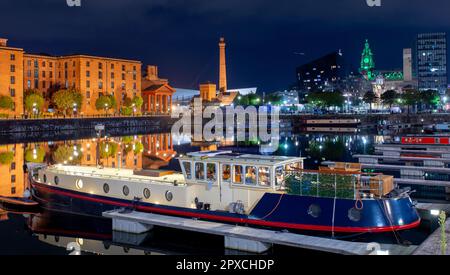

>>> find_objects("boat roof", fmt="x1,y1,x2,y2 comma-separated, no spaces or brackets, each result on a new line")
45,165,185,185
179,151,303,165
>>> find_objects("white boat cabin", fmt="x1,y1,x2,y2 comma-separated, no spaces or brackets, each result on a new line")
178,151,304,189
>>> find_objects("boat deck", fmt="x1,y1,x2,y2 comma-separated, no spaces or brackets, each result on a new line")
47,165,186,186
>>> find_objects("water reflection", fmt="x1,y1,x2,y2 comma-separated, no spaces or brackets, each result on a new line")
24,209,227,255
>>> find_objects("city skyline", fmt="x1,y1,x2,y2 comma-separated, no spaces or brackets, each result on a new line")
1,0,450,92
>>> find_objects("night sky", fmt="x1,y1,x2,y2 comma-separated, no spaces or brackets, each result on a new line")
1,0,449,92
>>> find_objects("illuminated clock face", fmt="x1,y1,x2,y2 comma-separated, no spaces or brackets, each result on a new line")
364,57,370,64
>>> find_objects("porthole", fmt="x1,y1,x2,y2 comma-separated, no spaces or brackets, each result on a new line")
165,190,173,202
54,176,59,185
75,179,83,190
143,188,151,199
43,174,47,183
103,183,110,194
348,207,362,222
123,185,130,196
308,204,321,218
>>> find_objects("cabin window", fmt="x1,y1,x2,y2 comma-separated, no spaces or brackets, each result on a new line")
143,188,151,199
275,166,284,186
195,162,205,180
76,179,83,190
233,165,243,184
43,174,47,183
165,191,173,201
258,167,270,187
54,176,60,185
103,183,110,193
285,162,301,171
245,166,257,185
222,164,231,181
123,185,130,196
182,161,192,179
207,163,217,181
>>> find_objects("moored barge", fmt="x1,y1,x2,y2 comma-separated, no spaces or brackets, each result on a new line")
30,151,420,233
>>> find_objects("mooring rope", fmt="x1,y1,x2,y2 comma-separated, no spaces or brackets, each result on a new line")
261,193,285,220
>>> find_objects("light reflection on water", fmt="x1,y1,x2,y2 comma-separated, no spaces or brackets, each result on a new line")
0,131,442,254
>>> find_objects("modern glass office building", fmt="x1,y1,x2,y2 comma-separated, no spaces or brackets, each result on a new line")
417,32,447,94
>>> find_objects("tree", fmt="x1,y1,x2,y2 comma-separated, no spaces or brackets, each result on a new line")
265,93,283,105
234,93,261,106
420,89,440,111
25,147,45,163
99,141,118,159
0,95,14,110
307,91,326,108
53,144,82,164
381,90,399,110
52,89,82,115
307,91,344,110
95,95,116,115
24,93,45,114
122,96,143,115
401,89,421,114
0,151,14,165
363,91,378,113
132,96,144,109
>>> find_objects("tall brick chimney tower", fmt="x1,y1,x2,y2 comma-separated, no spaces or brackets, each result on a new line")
219,37,227,94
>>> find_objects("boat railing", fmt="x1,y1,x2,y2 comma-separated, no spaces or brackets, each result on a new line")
283,169,390,199
47,167,184,186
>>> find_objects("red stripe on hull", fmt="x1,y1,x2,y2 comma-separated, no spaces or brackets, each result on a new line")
32,182,421,233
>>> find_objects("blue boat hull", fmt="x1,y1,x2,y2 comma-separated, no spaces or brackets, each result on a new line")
31,181,420,233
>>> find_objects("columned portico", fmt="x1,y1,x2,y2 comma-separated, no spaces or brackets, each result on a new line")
142,84,175,115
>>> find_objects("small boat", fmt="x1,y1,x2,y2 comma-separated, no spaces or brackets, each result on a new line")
0,195,39,211
30,151,420,234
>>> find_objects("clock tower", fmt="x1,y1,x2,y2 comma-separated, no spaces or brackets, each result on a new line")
359,39,376,80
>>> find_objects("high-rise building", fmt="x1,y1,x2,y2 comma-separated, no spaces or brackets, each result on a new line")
296,51,346,94
417,32,447,94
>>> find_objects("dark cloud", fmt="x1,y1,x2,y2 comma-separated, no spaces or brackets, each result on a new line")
0,0,449,91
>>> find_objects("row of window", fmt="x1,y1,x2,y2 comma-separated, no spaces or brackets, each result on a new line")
42,174,172,201
182,161,272,187
86,80,137,90
86,71,137,81
25,59,137,72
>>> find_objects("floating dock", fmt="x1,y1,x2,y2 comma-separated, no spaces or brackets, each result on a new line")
103,209,416,255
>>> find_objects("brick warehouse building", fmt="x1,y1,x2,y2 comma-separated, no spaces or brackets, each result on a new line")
0,38,174,116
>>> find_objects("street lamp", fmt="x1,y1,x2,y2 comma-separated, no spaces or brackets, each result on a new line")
132,103,136,116
104,103,109,116
32,102,37,118
73,103,77,117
